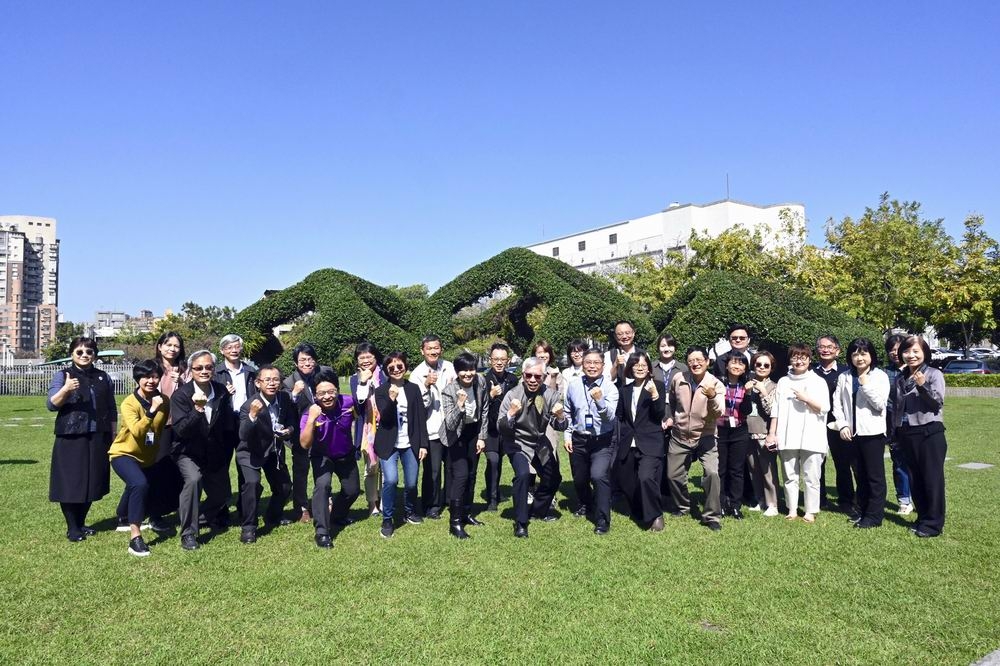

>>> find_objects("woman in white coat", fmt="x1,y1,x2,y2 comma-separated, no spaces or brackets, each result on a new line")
765,343,831,523
833,338,890,528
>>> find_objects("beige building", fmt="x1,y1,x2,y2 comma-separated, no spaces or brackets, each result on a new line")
0,216,59,354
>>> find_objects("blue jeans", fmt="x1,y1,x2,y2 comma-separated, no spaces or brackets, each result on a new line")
111,456,150,526
379,448,419,520
889,444,912,504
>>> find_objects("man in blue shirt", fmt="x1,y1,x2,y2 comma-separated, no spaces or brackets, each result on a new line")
565,349,620,535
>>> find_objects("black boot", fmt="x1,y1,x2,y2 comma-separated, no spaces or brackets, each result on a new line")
449,502,469,540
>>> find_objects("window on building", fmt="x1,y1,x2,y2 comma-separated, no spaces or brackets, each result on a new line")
551,247,559,257
609,233,617,245
578,240,586,251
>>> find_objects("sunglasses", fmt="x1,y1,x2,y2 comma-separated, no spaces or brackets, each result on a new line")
755,363,771,369
386,364,406,372
191,364,215,372
523,373,543,379
74,349,95,357
730,335,748,342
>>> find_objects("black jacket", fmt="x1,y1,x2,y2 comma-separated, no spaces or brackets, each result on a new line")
616,379,667,459
237,391,298,468
170,380,236,468
52,365,117,436
372,382,429,461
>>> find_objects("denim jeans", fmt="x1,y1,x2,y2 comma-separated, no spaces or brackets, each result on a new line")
379,447,419,520
889,445,912,504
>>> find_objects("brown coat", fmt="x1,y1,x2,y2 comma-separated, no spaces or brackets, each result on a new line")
664,371,725,445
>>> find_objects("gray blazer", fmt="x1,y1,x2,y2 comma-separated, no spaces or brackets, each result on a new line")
439,375,488,446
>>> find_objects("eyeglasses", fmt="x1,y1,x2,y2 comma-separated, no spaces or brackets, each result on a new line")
818,345,838,351
74,349,95,357
191,364,214,372
315,390,338,398
490,357,508,363
386,364,406,372
754,363,771,369
259,378,282,385
523,373,543,379
730,335,748,342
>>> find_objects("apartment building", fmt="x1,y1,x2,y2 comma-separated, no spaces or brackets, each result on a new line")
0,215,59,354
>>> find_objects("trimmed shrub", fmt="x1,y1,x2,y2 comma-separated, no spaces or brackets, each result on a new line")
944,374,1000,388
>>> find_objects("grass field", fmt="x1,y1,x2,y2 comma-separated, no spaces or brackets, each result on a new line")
1,396,998,665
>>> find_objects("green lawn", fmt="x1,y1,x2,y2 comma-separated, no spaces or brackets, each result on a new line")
0,397,997,665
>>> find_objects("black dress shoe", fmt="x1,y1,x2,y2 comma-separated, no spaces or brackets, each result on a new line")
333,516,356,527
464,515,484,526
315,534,333,549
704,521,722,532
425,509,442,520
240,530,257,544
854,520,880,529
485,502,498,512
730,509,744,520
80,526,97,536
594,522,609,535
668,510,687,518
572,505,589,518
66,531,86,542
181,535,199,551
514,523,528,538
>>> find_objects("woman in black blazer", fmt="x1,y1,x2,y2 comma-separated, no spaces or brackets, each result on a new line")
371,351,429,539
616,352,667,531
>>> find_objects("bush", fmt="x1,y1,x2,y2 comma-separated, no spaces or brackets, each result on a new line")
943,374,1000,388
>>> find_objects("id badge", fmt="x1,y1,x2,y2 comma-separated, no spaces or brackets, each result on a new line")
728,416,736,428
145,431,156,447
585,413,594,430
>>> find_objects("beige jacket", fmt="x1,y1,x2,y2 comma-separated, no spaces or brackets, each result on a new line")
665,371,725,445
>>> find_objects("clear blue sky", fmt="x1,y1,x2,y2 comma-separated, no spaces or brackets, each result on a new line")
2,2,998,323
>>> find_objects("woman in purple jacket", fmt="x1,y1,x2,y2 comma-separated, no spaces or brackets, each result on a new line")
300,368,361,548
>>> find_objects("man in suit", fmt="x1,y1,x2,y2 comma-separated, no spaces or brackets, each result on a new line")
213,333,256,527
712,324,753,380
478,343,519,511
564,350,619,535
603,320,642,387
170,350,236,550
236,365,297,544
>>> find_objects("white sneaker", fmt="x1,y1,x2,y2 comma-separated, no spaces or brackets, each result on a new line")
898,502,914,516
527,492,534,505
748,504,762,512
763,506,779,517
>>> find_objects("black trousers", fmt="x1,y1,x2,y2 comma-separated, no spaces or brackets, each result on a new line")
509,448,560,525
59,502,92,537
446,427,480,509
717,425,751,512
821,428,859,508
483,433,504,504
898,422,947,535
238,454,291,530
175,455,230,538
569,432,613,527
421,438,449,514
854,434,887,525
311,454,361,536
291,441,311,514
617,447,664,524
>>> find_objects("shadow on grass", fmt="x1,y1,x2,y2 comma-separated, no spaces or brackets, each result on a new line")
0,459,38,465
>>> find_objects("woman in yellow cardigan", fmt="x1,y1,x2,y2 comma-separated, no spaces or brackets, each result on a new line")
109,360,168,556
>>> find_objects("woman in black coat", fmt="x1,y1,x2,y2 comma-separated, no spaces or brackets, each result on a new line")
47,337,117,542
616,352,667,531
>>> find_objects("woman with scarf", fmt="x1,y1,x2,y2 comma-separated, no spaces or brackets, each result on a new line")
47,337,117,542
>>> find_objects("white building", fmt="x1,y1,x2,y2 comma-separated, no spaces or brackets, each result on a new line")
525,199,805,274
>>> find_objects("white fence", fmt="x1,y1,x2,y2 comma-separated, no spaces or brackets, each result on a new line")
0,363,136,397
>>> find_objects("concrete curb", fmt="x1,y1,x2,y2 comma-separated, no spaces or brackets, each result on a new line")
947,388,1000,398
972,648,1000,665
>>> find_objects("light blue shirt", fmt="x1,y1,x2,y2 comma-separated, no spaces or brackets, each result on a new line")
565,375,619,437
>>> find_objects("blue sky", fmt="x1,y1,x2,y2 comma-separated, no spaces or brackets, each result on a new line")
2,2,998,323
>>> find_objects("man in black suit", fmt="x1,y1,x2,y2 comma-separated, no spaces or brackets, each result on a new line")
236,365,297,544
712,324,753,380
170,350,236,551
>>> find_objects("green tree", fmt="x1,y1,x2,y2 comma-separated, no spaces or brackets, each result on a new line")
152,302,238,351
386,284,430,302
820,193,953,333
931,215,999,351
603,254,687,314
42,322,85,361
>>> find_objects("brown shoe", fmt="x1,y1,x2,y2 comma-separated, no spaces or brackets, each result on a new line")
299,509,312,524
650,516,665,532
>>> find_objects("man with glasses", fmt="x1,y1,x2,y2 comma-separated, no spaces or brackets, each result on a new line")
212,334,256,528
564,350,619,535
604,320,642,387
235,366,297,544
812,334,856,514
499,357,569,537
478,343,519,511
713,324,753,380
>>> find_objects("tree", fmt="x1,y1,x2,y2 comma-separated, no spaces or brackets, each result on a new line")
931,215,1000,351
602,254,687,314
819,193,954,333
42,322,85,361
151,302,238,351
386,284,429,302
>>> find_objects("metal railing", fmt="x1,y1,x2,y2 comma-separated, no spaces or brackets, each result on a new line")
0,362,136,397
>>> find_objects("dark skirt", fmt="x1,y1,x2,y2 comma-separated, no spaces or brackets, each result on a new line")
49,432,112,503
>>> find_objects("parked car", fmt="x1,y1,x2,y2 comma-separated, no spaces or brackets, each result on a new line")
942,359,992,374
968,347,1000,360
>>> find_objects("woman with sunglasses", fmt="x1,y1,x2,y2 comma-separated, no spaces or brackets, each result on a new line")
369,352,429,539
745,351,779,517
47,337,117,542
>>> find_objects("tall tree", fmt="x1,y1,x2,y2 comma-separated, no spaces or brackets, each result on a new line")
602,253,687,314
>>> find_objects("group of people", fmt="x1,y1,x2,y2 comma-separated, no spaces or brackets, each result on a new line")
46,321,948,556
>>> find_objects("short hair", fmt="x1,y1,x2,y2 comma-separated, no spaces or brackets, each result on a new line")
750,350,776,371
787,343,813,362
353,341,381,364
583,348,604,362
155,331,187,372
566,338,589,356
421,335,442,348
533,340,555,363
624,351,653,379
188,350,216,368
382,351,408,372
846,338,880,371
613,320,635,332
521,356,544,374
898,335,932,370
727,323,751,339
726,353,748,368
256,364,281,379
884,333,906,357
132,359,162,382
292,342,318,363
656,333,679,349
816,334,840,349
453,352,478,373
685,346,708,361
219,334,243,351
69,336,98,355
489,342,510,357
314,368,339,386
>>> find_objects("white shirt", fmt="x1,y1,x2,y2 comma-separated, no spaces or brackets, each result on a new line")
773,371,831,454
409,360,456,441
193,384,216,424
603,346,637,384
225,362,251,411
395,386,410,449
